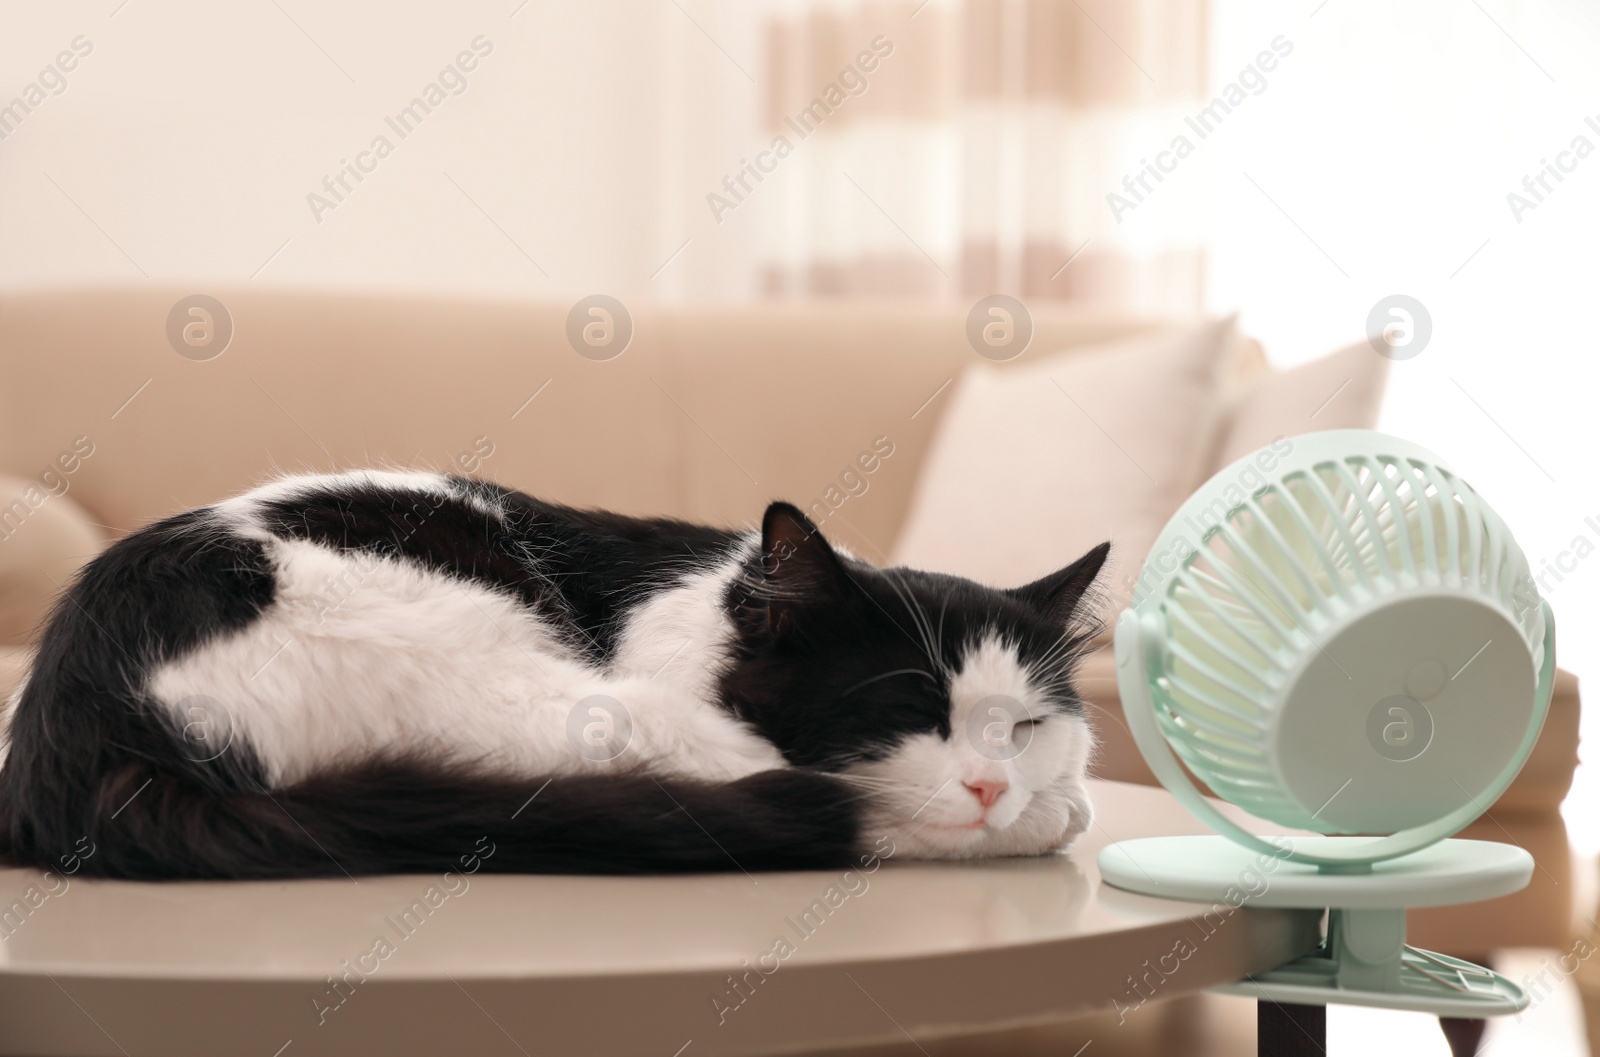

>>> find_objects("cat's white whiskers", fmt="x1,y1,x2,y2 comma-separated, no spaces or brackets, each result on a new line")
885,570,943,676
832,773,902,789
935,591,952,674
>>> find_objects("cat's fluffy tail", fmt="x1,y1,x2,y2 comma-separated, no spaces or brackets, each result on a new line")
3,761,864,880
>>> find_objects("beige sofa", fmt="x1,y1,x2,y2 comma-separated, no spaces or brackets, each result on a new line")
0,287,1580,999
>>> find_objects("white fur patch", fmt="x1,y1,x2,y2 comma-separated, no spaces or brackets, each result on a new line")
217,470,452,522
844,632,1094,859
609,537,756,702
148,493,782,788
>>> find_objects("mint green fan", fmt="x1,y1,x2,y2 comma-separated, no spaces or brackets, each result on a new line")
1098,429,1556,1016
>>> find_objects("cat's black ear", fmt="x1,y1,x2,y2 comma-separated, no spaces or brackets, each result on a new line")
759,502,845,633
1010,542,1110,625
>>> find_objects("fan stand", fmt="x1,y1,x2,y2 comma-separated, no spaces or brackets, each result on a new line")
1099,834,1534,1051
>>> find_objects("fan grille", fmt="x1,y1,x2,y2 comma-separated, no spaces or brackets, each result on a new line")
1148,450,1546,832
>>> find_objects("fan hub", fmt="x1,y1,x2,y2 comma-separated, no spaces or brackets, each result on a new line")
1273,593,1537,834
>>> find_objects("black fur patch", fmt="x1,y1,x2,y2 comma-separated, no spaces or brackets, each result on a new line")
719,504,1108,769
0,509,278,871
254,477,742,664
53,761,861,880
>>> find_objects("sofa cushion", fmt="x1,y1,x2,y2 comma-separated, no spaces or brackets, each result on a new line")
891,318,1241,614
1214,339,1388,468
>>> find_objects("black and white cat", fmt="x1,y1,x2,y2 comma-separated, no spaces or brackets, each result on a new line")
0,471,1108,879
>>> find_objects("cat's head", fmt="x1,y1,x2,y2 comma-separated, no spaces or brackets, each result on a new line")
722,502,1109,861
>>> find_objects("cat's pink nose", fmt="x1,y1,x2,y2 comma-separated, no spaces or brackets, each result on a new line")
963,779,1008,809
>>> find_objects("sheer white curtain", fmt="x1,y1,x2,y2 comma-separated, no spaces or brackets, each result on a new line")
756,0,1210,311
1,0,1206,312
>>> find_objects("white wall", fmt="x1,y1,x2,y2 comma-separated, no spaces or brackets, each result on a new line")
1198,0,1600,851
0,0,765,300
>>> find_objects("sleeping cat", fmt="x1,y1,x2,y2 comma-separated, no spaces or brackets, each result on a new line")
0,471,1108,879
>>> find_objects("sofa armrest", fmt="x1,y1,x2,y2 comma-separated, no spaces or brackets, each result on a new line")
1495,665,1581,813
0,644,30,708
0,474,104,647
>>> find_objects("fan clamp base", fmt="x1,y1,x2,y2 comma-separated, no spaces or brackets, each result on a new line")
1098,835,1534,1017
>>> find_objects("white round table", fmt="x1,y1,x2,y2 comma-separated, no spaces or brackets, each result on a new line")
0,781,1320,1056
